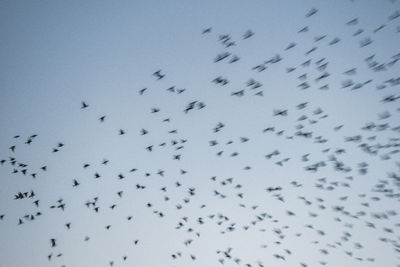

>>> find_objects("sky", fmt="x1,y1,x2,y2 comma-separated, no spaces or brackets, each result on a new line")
0,0,400,266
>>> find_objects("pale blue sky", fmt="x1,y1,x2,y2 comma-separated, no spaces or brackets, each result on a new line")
1,0,400,266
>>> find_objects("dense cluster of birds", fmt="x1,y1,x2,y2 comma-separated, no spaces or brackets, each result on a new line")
1,2,400,267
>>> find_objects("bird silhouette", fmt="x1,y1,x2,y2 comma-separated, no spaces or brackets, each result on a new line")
81,101,89,109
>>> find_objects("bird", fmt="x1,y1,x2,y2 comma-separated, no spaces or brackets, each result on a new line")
243,30,254,39
202,27,212,34
139,88,147,95
305,8,318,17
153,70,165,80
81,101,89,109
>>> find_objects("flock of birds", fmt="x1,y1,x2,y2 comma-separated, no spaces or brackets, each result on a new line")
1,2,400,267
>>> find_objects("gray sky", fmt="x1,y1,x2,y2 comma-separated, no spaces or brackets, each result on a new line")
1,0,400,266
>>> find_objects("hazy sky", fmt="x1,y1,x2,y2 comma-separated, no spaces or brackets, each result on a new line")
1,1,400,267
